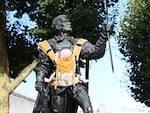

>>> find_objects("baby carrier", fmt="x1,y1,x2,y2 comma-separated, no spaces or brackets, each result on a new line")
39,38,87,89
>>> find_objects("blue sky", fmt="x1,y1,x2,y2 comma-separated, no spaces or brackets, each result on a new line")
9,0,150,112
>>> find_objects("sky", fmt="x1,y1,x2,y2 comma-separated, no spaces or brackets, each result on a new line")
8,0,150,113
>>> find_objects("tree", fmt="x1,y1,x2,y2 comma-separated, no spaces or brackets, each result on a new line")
0,0,38,113
118,0,150,106
6,0,39,79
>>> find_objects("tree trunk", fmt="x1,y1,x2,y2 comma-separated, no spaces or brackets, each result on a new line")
0,0,38,113
0,0,9,112
0,61,38,113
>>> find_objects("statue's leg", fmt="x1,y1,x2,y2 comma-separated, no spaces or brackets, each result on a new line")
32,93,40,113
66,95,78,113
72,84,93,113
50,94,67,113
32,92,50,113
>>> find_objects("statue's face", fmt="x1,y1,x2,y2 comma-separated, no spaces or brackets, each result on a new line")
60,16,72,32
52,15,72,32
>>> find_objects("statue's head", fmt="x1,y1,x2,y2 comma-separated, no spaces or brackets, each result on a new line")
51,15,72,32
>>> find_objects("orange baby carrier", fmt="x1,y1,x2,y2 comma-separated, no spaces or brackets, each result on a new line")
39,38,87,89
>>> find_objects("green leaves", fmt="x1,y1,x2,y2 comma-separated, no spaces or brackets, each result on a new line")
30,0,119,42
118,0,150,106
40,0,53,7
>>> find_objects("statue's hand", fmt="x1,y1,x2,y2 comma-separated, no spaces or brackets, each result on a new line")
35,81,46,93
100,24,112,41
103,24,112,32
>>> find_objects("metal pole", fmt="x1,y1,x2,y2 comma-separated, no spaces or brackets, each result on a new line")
85,59,89,90
103,0,114,73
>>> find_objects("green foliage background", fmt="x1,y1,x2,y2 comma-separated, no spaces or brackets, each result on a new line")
118,0,150,107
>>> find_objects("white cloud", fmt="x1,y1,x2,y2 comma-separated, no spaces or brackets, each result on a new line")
98,103,111,113
118,97,150,113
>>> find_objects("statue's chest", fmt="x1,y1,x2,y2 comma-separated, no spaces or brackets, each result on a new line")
53,40,74,53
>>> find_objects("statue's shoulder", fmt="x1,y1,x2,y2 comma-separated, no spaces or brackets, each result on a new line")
74,37,87,44
39,38,56,51
46,38,56,45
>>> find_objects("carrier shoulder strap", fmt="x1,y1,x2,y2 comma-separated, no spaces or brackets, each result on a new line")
39,40,55,61
39,38,87,61
73,38,87,57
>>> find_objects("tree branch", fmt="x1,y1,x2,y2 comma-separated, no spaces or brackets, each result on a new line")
9,60,38,93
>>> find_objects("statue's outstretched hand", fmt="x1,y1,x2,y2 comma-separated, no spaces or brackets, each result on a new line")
100,24,112,41
35,81,46,93
103,24,112,32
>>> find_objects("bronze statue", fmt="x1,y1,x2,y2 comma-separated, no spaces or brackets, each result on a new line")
33,15,109,113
